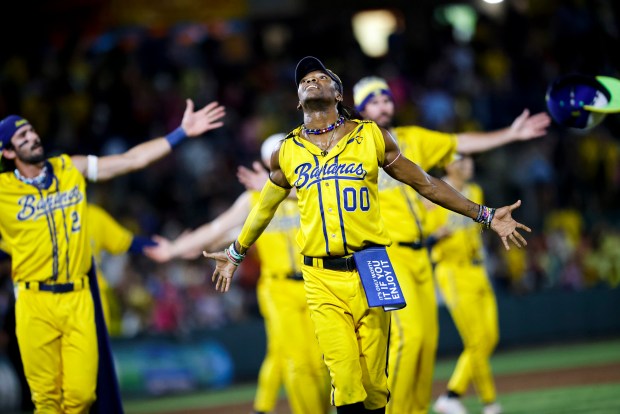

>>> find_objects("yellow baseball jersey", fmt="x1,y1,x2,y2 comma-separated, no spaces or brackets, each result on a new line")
279,120,391,257
250,192,301,277
379,126,457,242
0,238,9,254
427,182,484,263
0,155,91,283
86,203,133,265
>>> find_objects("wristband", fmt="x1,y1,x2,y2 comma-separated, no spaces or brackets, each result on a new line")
86,155,98,182
473,205,496,229
225,242,246,266
165,126,188,148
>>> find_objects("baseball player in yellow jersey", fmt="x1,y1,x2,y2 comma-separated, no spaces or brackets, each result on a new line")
86,203,157,334
204,56,530,414
0,100,225,414
427,155,502,414
144,134,330,414
352,77,550,414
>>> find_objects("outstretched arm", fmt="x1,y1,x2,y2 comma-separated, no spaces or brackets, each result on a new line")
456,109,550,154
72,100,225,181
203,143,291,292
381,129,530,249
144,192,252,263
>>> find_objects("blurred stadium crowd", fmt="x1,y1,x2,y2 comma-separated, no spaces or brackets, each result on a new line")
1,0,620,338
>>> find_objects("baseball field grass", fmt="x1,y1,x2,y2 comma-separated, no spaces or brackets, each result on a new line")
123,337,620,414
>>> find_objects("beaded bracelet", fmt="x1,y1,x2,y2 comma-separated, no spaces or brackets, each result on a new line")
165,126,188,148
473,205,496,229
225,242,246,266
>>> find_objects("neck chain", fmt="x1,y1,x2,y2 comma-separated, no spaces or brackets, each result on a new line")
319,124,339,157
15,164,48,187
302,115,345,135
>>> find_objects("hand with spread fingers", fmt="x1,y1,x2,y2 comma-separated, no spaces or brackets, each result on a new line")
509,109,551,141
237,161,269,191
181,99,226,137
490,200,531,250
203,250,238,292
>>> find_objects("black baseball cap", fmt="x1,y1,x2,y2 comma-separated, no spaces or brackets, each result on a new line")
295,56,343,93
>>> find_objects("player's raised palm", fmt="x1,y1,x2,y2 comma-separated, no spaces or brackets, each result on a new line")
490,200,531,250
203,250,238,292
237,161,269,191
509,109,551,141
181,99,226,137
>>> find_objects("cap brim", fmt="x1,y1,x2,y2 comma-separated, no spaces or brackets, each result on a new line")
584,76,620,113
295,56,327,85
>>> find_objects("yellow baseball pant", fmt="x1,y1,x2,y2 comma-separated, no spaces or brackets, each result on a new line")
15,281,98,414
435,261,499,403
256,274,331,414
254,276,284,413
302,263,390,410
385,244,438,414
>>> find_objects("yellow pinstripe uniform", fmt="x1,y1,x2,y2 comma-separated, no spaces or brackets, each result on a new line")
0,155,97,413
251,194,330,414
380,126,457,414
279,120,392,409
426,183,499,404
0,238,10,254
86,203,133,335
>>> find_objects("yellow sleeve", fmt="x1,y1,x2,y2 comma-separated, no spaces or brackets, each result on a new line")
394,126,457,171
237,179,290,249
86,204,133,256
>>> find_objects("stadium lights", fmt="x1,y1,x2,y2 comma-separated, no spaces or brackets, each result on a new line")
352,10,398,58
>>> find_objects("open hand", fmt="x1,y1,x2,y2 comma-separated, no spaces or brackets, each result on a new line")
510,109,551,141
203,250,238,292
237,161,269,191
144,235,174,263
182,99,226,137
490,200,531,250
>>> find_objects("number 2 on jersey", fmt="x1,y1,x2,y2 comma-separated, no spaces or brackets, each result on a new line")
71,211,81,232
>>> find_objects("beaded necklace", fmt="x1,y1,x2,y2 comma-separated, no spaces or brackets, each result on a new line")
302,115,345,135
15,164,48,188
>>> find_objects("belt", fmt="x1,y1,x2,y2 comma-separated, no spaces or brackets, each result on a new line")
287,272,304,281
397,240,424,250
19,278,88,294
268,271,304,281
303,255,356,272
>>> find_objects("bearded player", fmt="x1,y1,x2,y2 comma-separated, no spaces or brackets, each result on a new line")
352,76,549,414
0,100,224,413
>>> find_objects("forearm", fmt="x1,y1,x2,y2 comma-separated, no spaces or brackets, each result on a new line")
236,179,290,252
96,138,172,181
385,155,480,219
170,220,239,258
455,128,514,154
416,176,480,219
